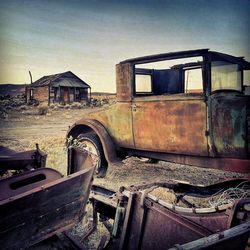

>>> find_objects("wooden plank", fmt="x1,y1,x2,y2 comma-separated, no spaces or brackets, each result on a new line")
1,200,83,249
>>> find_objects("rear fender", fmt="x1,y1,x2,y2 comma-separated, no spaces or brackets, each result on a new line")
67,119,118,163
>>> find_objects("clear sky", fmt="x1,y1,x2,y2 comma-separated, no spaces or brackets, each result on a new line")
0,0,249,92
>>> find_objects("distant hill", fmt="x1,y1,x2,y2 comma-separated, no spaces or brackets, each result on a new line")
0,84,26,96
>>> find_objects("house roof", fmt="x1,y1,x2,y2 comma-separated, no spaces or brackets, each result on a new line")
30,71,91,88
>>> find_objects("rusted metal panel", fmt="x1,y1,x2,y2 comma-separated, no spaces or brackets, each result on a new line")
67,119,119,165
132,95,208,155
88,102,134,148
0,150,96,250
0,168,62,201
126,149,250,173
120,196,228,250
168,221,250,250
116,63,133,102
210,92,250,158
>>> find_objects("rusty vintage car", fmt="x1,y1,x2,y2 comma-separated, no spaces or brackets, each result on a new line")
67,49,250,176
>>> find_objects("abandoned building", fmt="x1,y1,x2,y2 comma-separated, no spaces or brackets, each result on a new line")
26,71,91,105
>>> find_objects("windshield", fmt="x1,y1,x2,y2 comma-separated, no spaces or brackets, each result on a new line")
211,61,242,92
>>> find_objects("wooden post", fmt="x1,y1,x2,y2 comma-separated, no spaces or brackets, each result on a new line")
59,86,61,104
89,87,91,103
29,71,33,84
48,84,50,106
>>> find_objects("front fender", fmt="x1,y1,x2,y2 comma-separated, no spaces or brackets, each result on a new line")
67,119,118,163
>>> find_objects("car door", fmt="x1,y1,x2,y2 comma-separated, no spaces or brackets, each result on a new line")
132,69,208,156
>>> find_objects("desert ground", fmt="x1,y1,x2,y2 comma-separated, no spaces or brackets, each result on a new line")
0,105,244,249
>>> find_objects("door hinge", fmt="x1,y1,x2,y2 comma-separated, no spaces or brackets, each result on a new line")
205,130,209,136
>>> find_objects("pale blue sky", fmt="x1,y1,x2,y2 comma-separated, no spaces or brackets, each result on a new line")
0,0,249,92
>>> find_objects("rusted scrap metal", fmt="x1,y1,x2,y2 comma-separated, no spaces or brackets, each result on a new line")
0,167,63,201
168,221,250,250
0,143,47,173
68,146,99,175
89,179,250,250
0,149,96,250
210,92,250,158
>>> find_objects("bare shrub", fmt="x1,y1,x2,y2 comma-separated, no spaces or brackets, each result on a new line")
38,106,48,115
49,103,55,109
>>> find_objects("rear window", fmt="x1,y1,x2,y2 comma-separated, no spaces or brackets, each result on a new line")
211,61,242,92
135,74,152,93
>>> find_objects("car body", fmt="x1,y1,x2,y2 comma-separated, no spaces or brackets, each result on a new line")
67,49,250,175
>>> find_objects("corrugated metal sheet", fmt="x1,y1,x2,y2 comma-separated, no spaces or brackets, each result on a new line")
30,71,90,88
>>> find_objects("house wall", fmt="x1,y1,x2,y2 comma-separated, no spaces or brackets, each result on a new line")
33,86,49,104
27,85,90,105
51,87,89,104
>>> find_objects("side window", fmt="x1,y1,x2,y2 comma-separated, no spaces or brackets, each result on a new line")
134,56,203,96
211,61,242,92
184,68,203,93
135,74,152,94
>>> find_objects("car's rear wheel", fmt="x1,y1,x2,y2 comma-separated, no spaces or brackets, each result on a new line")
76,133,108,178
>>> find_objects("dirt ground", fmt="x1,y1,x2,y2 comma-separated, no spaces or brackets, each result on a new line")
0,107,244,249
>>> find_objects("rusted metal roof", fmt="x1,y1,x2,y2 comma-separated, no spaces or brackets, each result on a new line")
30,71,90,88
120,49,250,69
120,49,209,64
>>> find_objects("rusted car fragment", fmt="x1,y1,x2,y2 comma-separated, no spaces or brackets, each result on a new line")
0,149,96,250
169,221,250,250
0,144,47,174
89,179,250,249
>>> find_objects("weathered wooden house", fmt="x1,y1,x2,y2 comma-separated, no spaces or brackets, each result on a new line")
26,71,91,105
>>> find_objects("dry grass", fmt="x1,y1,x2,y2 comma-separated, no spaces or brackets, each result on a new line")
149,187,177,204
26,136,68,175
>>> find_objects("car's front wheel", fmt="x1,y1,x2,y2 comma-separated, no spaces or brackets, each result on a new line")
76,133,108,178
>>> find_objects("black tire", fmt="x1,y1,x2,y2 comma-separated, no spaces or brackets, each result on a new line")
76,133,108,178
